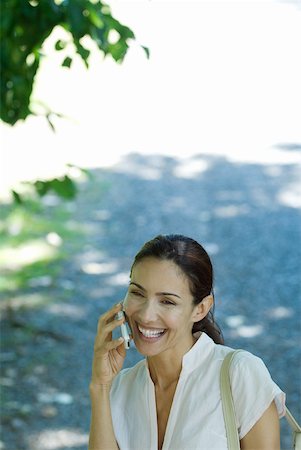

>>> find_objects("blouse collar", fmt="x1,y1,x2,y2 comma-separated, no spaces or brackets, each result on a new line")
181,332,215,376
144,332,215,379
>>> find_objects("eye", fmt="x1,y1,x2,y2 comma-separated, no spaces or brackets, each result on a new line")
130,290,144,297
161,299,176,306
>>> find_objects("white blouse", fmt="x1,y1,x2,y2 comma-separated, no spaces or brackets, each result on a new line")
110,333,285,450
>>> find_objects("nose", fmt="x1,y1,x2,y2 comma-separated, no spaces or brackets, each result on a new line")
138,300,158,324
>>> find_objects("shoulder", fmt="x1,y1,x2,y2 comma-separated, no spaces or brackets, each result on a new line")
226,349,285,438
229,349,274,381
196,334,274,381
208,339,268,373
222,348,279,399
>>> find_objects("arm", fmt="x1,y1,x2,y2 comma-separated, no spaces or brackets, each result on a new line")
88,384,119,450
240,401,280,450
88,303,126,450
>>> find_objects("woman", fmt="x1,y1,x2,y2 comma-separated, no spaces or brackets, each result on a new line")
89,234,285,450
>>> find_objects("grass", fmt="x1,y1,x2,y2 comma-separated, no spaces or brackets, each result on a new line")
0,196,84,295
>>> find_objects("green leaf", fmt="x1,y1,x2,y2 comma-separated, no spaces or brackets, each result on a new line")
0,0,141,126
142,46,150,59
75,43,90,63
62,56,72,68
50,176,77,199
34,180,50,197
108,41,128,62
89,10,104,29
12,190,23,204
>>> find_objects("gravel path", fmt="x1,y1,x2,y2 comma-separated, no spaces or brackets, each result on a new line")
1,152,301,450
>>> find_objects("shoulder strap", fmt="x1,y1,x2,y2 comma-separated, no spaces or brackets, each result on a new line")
220,350,244,450
221,350,301,449
286,407,301,433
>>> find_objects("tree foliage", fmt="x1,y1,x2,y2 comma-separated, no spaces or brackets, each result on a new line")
1,0,148,125
10,164,92,204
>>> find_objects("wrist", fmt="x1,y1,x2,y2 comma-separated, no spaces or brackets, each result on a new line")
89,381,112,391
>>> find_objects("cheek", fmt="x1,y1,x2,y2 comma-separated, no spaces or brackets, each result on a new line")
167,308,194,330
166,312,185,328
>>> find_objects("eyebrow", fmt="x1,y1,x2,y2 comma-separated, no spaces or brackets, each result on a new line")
129,282,182,299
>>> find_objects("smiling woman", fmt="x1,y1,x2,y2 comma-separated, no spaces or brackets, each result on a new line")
127,234,223,343
88,234,285,450
125,258,202,357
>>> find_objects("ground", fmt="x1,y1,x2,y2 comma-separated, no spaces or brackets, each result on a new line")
0,151,300,450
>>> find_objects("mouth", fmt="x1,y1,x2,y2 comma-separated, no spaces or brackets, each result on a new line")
136,323,167,342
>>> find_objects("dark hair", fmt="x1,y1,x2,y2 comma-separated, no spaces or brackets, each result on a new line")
131,234,224,345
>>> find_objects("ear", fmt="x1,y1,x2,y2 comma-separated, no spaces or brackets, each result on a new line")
191,295,214,323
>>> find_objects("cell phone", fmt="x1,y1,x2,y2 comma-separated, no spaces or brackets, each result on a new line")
116,310,131,349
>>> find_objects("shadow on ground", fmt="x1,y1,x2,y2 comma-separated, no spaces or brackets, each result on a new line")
1,152,300,450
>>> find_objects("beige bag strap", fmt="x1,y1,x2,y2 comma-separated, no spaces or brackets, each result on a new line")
286,407,301,434
220,350,243,450
220,350,301,450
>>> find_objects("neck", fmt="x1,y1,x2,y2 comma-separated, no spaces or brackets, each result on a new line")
147,335,196,390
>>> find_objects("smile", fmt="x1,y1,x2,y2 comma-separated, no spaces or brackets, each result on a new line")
137,324,166,339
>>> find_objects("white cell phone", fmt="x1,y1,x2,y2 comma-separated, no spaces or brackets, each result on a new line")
116,310,131,349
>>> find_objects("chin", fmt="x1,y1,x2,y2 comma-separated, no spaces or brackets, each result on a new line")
135,344,163,357
132,333,162,354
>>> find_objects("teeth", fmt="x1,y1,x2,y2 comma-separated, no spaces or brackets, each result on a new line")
138,325,165,338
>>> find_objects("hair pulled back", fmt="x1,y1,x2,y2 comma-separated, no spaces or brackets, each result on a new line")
131,234,224,345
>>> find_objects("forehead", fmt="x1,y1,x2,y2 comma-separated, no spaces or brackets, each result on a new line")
131,257,190,293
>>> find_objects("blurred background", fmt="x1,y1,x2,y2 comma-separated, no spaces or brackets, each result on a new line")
0,1,300,449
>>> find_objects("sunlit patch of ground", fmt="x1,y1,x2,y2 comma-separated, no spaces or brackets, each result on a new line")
27,429,89,450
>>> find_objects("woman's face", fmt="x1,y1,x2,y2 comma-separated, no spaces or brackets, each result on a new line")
123,257,199,357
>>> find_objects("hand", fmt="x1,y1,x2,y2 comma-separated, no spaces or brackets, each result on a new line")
91,302,127,387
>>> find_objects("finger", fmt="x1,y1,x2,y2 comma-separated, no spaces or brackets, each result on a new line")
102,316,125,336
97,302,123,332
94,315,125,349
98,316,125,344
101,302,123,323
103,337,125,352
